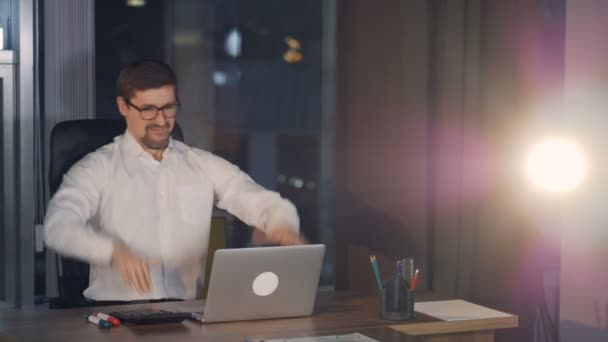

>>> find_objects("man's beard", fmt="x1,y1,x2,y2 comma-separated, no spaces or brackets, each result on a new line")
142,124,170,150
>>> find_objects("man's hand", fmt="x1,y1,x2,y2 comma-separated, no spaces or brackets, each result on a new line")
111,241,153,295
265,225,307,246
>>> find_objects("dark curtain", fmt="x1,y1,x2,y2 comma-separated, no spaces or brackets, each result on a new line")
335,1,564,341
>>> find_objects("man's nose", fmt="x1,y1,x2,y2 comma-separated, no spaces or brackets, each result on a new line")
152,109,168,126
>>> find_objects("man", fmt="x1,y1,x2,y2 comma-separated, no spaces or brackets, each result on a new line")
44,60,303,302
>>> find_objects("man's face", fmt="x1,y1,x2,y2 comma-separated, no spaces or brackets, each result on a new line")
117,85,177,151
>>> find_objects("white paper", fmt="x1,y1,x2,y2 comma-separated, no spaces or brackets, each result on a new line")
253,332,381,342
415,299,511,321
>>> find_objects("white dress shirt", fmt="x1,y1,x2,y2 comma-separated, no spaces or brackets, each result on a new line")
44,130,299,301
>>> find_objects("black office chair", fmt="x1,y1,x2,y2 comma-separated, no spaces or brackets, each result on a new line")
48,119,184,309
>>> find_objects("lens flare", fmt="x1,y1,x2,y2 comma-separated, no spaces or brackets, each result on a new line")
525,138,588,193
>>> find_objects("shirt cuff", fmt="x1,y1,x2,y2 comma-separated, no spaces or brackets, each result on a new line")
264,201,300,234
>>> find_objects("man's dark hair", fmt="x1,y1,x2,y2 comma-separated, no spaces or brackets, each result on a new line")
116,60,178,101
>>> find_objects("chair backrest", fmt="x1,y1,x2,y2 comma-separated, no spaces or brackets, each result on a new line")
48,119,184,308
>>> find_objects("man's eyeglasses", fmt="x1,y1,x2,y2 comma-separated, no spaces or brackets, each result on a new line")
125,99,181,120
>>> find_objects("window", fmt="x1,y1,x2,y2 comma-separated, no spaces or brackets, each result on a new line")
95,0,335,285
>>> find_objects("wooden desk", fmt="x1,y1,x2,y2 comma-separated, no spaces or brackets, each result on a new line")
0,292,517,341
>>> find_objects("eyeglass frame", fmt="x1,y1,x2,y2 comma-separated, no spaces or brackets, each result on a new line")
124,98,182,120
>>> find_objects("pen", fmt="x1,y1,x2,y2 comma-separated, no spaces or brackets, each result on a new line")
84,314,112,329
393,269,401,309
369,255,384,291
93,312,121,326
396,260,403,280
402,258,414,284
409,269,420,291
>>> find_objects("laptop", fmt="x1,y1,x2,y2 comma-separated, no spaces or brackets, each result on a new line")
182,244,325,323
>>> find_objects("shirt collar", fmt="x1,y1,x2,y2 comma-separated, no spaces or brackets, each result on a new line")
120,129,176,161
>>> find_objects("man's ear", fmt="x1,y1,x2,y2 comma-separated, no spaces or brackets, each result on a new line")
117,96,128,118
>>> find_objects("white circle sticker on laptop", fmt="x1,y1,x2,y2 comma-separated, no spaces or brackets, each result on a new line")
252,272,279,296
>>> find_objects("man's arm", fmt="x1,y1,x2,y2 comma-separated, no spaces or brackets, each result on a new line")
198,151,304,244
44,153,153,294
44,154,114,264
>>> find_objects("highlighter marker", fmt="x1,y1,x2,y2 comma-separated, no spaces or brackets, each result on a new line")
93,312,121,326
84,314,112,329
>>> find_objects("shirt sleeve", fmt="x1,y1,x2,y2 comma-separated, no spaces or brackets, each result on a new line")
197,150,300,234
43,153,114,265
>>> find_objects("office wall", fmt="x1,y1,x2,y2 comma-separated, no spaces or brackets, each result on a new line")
560,1,608,340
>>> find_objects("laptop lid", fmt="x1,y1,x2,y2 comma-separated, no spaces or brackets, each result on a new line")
201,244,325,323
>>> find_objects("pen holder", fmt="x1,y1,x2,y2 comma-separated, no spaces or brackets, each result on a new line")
380,276,415,321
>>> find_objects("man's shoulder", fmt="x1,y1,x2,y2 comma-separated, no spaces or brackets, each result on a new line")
172,140,211,159
171,140,232,166
72,139,119,168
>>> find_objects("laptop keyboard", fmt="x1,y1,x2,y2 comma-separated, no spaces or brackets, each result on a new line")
108,308,192,325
